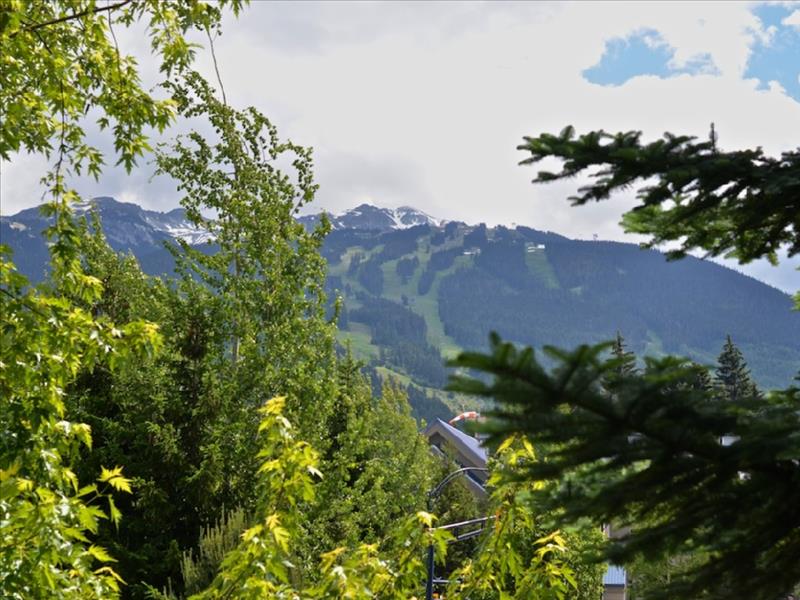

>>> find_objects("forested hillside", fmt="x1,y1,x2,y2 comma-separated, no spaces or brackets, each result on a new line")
325,219,798,392
5,199,798,397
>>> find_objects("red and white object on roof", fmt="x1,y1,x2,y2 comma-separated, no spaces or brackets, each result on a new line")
449,411,480,425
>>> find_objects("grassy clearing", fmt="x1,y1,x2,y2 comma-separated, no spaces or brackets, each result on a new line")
374,365,487,414
374,236,464,358
336,324,379,361
411,256,470,358
525,250,560,289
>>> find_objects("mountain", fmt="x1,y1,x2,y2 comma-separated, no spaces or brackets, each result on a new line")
3,196,210,250
1,197,214,280
298,203,442,232
4,198,799,397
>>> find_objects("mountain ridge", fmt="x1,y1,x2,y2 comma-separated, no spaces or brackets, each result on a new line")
297,203,443,232
3,197,798,392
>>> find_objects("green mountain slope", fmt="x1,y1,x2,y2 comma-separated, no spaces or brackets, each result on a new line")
5,198,798,409
323,223,799,393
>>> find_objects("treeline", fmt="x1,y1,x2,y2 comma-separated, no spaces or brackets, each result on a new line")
361,365,454,424
351,296,448,387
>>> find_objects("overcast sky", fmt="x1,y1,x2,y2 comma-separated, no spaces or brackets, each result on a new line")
1,1,798,291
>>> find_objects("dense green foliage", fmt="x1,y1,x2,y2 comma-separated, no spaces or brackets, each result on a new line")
43,66,344,596
451,335,800,598
1,4,606,598
66,229,223,595
0,246,157,597
12,3,790,598
298,355,439,563
449,125,800,598
1,2,236,597
156,71,337,443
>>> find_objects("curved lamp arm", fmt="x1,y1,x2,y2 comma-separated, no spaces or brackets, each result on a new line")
427,467,489,510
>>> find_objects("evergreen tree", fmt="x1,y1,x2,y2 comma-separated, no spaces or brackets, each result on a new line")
449,122,800,598
607,331,637,384
714,335,758,403
611,332,636,371
65,225,239,596
300,369,438,568
690,365,714,394
451,338,800,599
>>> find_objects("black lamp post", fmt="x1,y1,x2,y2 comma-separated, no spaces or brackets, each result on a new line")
425,466,489,600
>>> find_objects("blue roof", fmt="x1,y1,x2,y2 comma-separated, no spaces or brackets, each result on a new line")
603,565,626,586
433,418,488,465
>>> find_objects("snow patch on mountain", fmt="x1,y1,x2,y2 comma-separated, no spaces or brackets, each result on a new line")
158,225,215,245
299,204,442,232
394,206,441,228
82,197,214,245
141,209,214,245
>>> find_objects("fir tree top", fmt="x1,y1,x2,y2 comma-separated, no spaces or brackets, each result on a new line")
610,331,637,378
714,335,758,403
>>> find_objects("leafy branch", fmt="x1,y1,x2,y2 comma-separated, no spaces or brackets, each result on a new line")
518,126,800,264
449,333,800,598
11,0,134,36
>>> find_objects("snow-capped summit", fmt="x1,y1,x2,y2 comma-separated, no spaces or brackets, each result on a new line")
87,197,215,246
298,203,442,232
1,199,442,282
394,206,441,228
1,197,214,252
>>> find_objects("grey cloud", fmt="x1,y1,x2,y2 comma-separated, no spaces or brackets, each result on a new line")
312,149,433,214
235,1,559,55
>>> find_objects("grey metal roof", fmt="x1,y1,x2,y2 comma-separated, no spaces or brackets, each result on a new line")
603,565,627,586
429,418,488,466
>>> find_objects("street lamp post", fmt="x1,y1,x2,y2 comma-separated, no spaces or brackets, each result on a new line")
425,466,489,600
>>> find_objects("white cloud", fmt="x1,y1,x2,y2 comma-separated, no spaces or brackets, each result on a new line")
782,9,800,27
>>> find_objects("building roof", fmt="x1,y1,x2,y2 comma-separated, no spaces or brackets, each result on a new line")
425,418,488,467
603,565,627,586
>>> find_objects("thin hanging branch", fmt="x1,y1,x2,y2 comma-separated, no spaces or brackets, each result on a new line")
206,27,228,107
